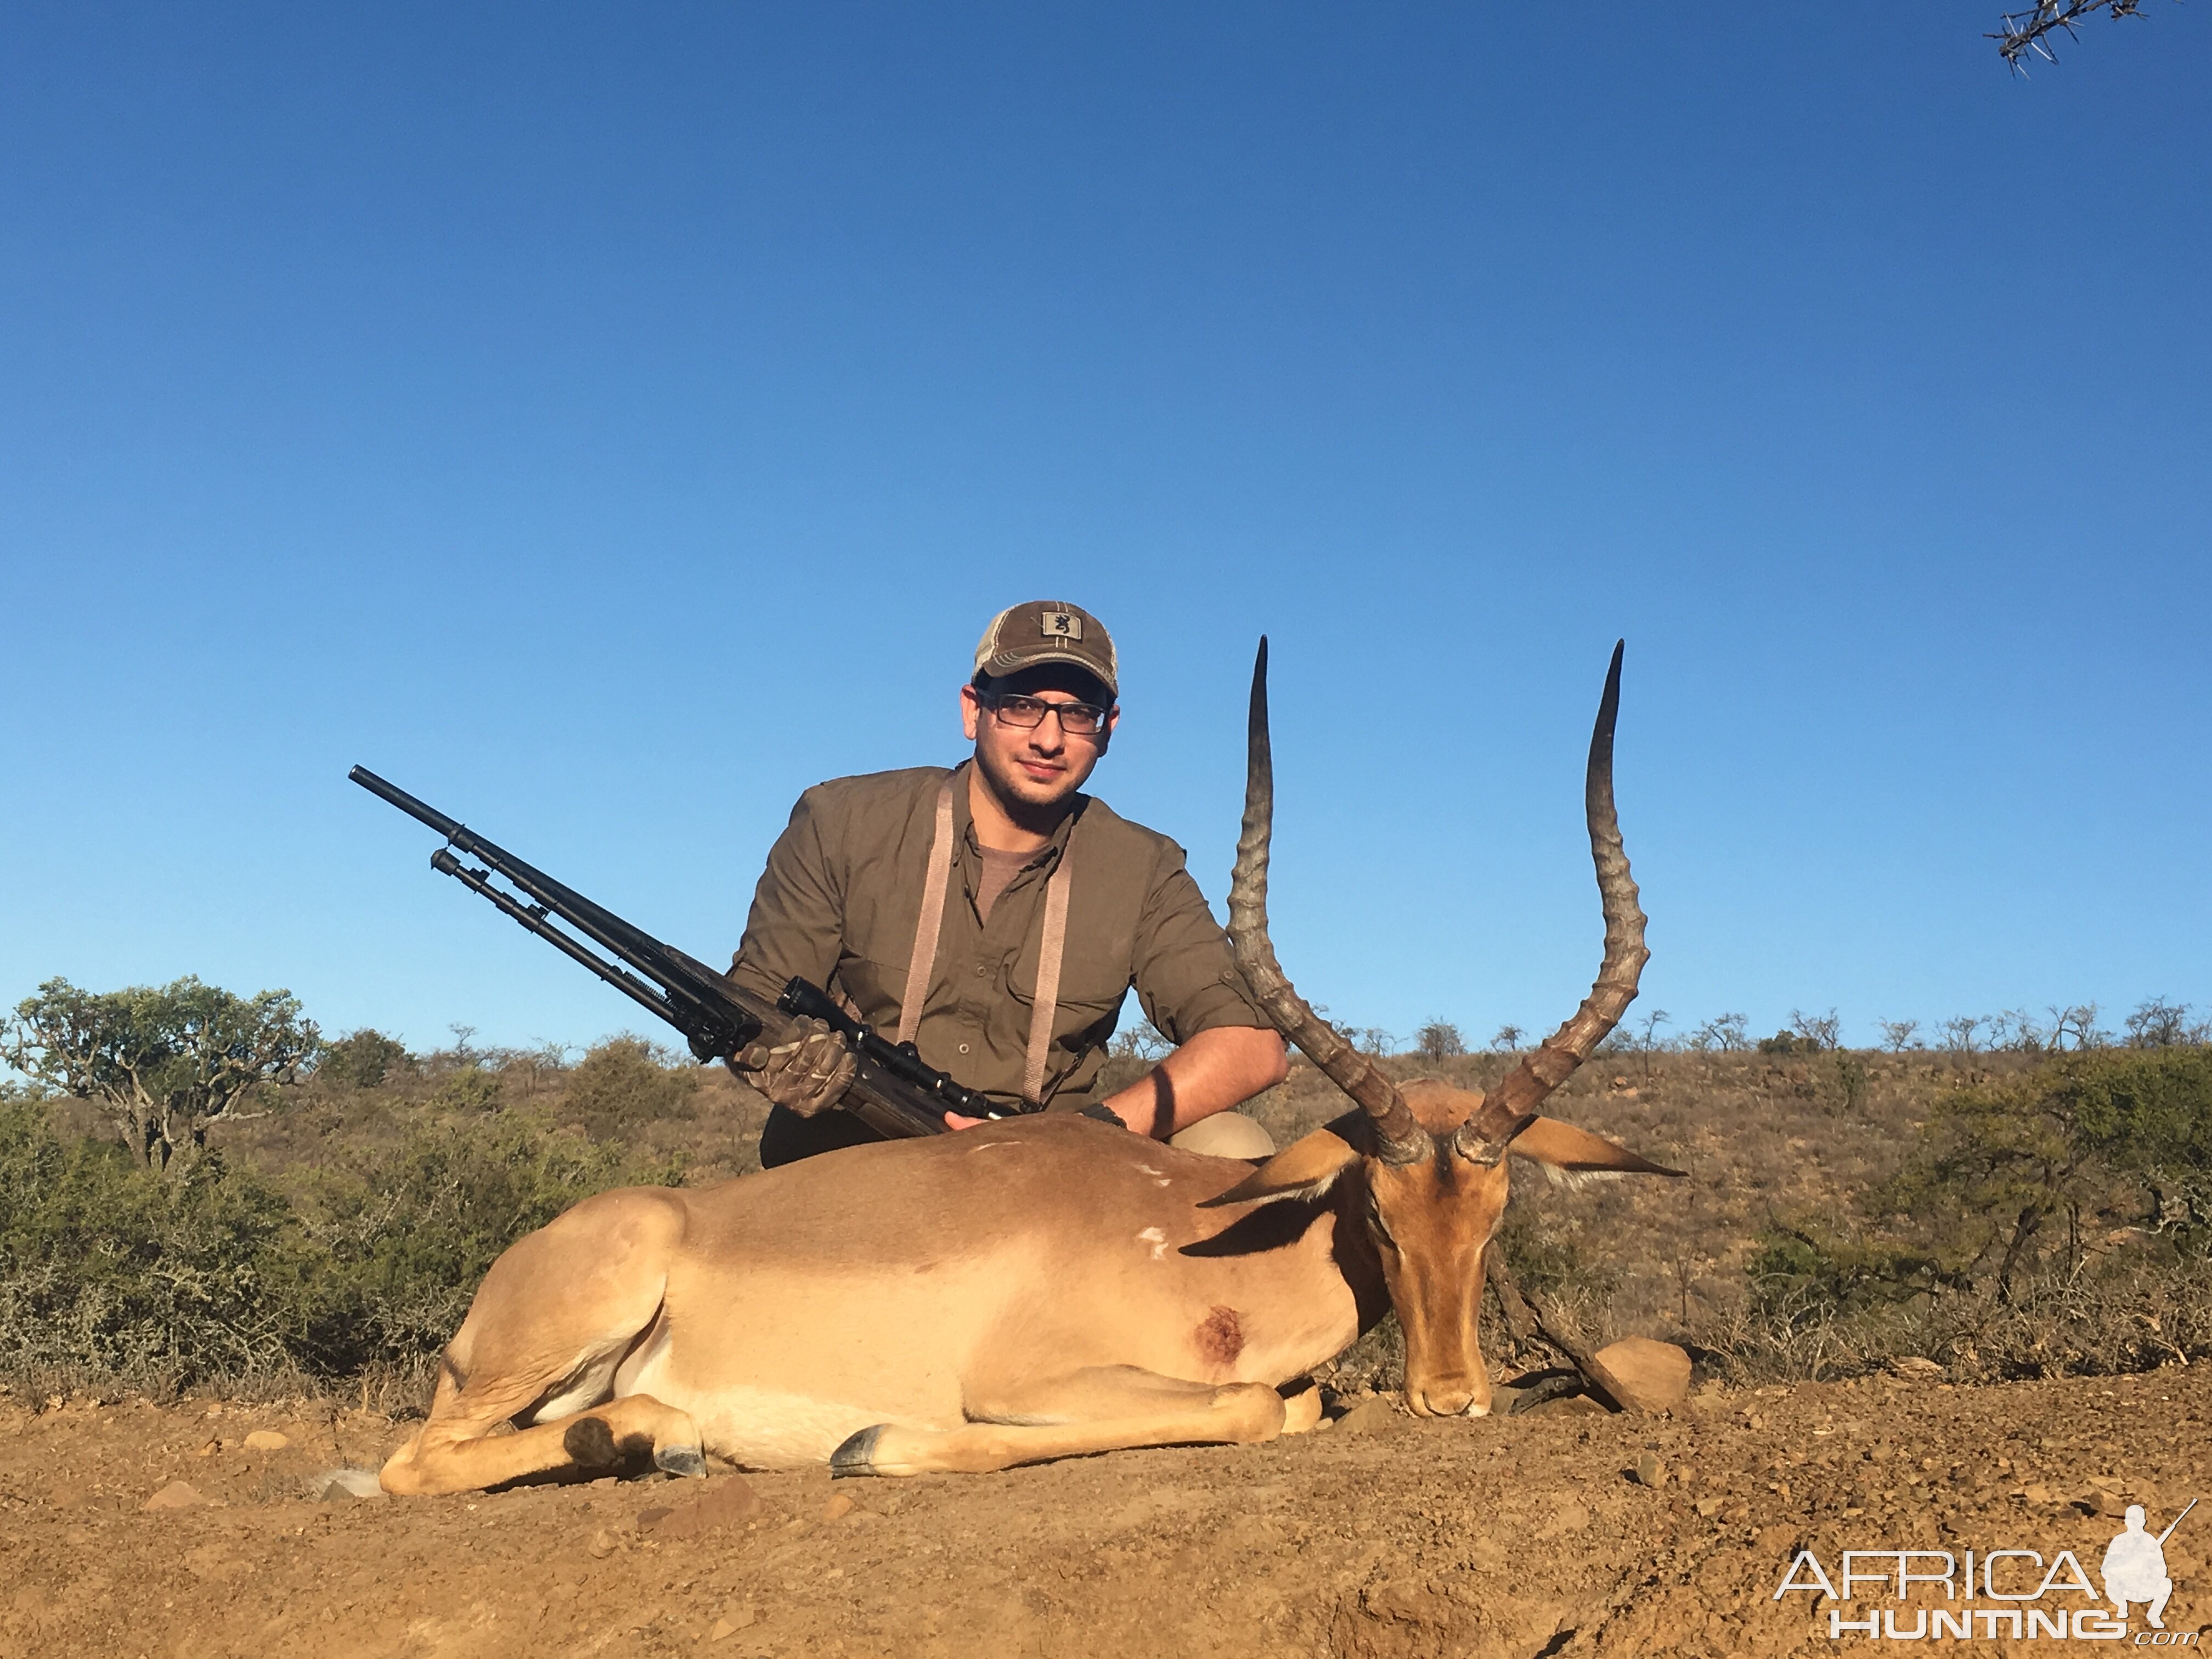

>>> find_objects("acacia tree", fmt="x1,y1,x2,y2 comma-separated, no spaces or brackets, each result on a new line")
1628,1008,1673,1082
1879,1047,2212,1295
1412,1020,1466,1061
1990,0,2168,69
2046,1004,2106,1051
1940,1014,1984,1056
1787,1008,1842,1052
1690,1012,1751,1053
6,976,320,1171
1877,1018,1922,1053
2126,996,2196,1048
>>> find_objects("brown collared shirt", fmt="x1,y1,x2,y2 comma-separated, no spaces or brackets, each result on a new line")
730,761,1267,1115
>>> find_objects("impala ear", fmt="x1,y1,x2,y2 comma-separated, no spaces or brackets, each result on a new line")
1507,1116,1685,1183
1197,1125,1362,1209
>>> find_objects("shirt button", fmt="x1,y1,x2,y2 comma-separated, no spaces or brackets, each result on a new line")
974,964,988,977
957,1042,971,1054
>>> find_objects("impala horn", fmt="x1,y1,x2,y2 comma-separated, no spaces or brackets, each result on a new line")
1451,640,1650,1165
1227,638,1427,1165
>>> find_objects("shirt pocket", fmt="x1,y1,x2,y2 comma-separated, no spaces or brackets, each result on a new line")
1005,959,1132,1053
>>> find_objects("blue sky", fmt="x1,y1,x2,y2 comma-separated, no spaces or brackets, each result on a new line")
3,3,2207,1057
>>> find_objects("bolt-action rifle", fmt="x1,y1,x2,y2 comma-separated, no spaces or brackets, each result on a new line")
348,766,1024,1139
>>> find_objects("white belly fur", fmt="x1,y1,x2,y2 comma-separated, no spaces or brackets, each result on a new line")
698,1387,906,1470
617,1321,968,1471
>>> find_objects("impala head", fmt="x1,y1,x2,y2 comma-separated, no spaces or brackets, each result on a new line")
1206,637,1681,1419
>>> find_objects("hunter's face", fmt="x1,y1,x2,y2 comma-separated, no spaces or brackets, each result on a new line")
961,665,1118,811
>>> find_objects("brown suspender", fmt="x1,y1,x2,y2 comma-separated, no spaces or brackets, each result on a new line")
893,781,957,1048
894,776,1077,1106
1022,847,1076,1107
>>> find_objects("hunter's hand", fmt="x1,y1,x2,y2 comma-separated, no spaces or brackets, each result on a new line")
731,1017,856,1116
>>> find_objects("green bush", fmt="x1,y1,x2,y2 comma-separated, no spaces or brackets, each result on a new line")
0,1096,307,1381
1754,1048,2212,1319
1724,1048,2212,1381
0,1093,680,1390
559,1037,700,1140
289,1109,682,1373
1877,1046,2212,1293
1745,1224,1959,1319
426,1062,504,1115
1714,1257,2212,1384
318,1028,413,1090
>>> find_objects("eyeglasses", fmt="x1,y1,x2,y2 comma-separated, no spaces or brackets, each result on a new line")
981,692,1112,737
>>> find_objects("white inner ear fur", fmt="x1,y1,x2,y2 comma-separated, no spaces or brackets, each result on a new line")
1513,1155,1630,1192
1220,1167,1353,1209
1199,1125,1366,1210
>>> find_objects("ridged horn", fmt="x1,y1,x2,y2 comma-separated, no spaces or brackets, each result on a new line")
1455,640,1649,1163
1227,637,1426,1164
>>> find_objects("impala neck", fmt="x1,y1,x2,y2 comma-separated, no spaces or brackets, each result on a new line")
1329,1166,1393,1337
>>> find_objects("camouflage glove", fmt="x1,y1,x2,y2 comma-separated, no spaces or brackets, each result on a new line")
732,1017,857,1117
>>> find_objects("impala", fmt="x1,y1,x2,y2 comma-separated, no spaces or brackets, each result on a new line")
380,640,1679,1494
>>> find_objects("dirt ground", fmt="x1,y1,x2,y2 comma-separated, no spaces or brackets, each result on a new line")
3,1365,2205,1659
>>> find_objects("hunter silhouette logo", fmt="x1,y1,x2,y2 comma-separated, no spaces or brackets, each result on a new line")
1774,1498,2199,1643
2106,1502,2194,1631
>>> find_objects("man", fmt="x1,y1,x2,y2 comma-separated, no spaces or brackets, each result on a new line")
727,600,1289,1167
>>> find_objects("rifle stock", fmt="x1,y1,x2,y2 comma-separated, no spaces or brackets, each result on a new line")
348,765,1017,1140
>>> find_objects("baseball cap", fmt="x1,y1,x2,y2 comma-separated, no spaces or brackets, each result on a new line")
973,601,1119,699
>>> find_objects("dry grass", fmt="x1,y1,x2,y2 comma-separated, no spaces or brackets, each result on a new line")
191,1036,777,1186
11,1039,2204,1402
1240,1045,2019,1325
1233,1046,2209,1387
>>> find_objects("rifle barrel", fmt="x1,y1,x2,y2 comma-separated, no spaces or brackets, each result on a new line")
351,766,698,1012
348,765,466,842
428,847,693,1032
2158,1497,2196,1544
350,765,961,1137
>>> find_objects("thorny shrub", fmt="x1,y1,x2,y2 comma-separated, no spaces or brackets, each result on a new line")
1724,1047,2212,1381
9,1022,2211,1402
0,1090,679,1395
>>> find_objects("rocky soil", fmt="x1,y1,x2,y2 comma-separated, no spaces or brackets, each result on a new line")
3,1364,2205,1658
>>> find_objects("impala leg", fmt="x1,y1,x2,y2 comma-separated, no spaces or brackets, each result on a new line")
382,1386,705,1496
830,1365,1295,1477
379,1189,704,1496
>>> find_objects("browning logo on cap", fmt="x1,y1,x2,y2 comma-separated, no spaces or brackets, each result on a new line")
974,600,1119,698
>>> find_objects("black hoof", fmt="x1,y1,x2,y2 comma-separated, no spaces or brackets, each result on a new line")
655,1444,707,1480
563,1416,621,1470
829,1425,884,1479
